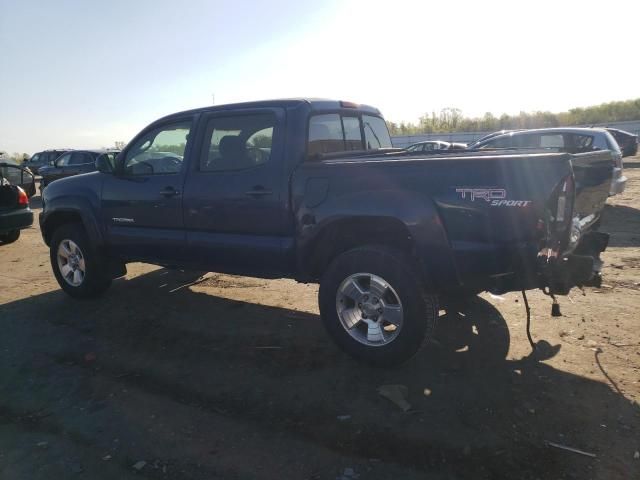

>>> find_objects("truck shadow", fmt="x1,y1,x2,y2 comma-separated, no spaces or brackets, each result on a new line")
0,268,638,479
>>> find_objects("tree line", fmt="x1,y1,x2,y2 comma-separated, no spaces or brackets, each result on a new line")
387,98,640,136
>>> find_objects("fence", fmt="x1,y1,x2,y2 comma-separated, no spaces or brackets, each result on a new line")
390,120,640,148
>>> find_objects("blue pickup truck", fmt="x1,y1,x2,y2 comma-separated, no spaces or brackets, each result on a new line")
40,99,612,364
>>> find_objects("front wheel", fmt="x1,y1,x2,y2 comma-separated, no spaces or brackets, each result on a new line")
319,246,437,366
50,223,111,298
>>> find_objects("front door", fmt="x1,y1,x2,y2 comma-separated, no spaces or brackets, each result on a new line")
65,151,96,178
101,116,195,262
182,108,292,275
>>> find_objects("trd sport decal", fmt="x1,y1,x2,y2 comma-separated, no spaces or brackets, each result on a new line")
455,188,532,207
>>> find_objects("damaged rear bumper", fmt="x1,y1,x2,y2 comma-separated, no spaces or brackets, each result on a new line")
543,231,609,295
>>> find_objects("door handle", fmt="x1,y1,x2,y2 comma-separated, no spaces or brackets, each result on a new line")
159,187,180,197
245,187,273,197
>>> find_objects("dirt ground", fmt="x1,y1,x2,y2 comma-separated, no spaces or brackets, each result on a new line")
1,158,639,480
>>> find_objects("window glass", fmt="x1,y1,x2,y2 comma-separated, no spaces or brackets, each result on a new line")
514,134,539,148
70,152,94,165
363,115,392,149
406,144,422,152
540,134,564,148
97,153,118,170
571,134,595,153
423,143,435,151
482,135,514,148
308,114,345,157
30,154,40,163
56,153,72,166
201,114,274,172
343,116,363,151
124,121,191,175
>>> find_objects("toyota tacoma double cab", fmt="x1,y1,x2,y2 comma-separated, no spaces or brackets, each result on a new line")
40,99,611,364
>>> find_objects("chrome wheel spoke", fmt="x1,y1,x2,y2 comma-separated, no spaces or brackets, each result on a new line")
59,241,72,258
73,269,83,285
382,304,402,326
367,322,385,343
340,278,366,303
368,275,388,299
340,307,362,329
60,263,73,278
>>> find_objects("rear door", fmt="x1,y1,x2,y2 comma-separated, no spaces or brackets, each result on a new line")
101,116,196,261
182,107,291,275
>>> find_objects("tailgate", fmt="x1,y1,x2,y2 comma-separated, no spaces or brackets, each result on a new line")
570,151,613,224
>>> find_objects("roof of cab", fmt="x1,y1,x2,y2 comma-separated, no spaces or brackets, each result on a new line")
155,98,382,124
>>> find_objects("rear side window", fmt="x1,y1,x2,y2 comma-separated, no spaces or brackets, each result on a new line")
570,134,595,153
200,113,275,172
539,134,564,148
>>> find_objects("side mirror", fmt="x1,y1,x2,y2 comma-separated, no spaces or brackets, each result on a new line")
95,156,113,174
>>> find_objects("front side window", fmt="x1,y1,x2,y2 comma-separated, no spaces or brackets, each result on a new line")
124,121,191,175
200,114,275,172
70,152,95,165
481,135,514,149
362,115,392,149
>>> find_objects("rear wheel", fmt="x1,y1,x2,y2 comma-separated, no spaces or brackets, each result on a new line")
50,223,111,298
0,230,20,245
319,246,437,366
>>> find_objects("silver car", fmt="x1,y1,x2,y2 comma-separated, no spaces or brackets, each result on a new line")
473,127,627,196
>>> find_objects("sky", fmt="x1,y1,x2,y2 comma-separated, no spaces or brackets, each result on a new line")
1,0,639,153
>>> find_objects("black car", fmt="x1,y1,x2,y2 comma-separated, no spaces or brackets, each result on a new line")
605,128,638,157
40,149,119,189
0,158,36,197
0,163,34,244
23,149,71,174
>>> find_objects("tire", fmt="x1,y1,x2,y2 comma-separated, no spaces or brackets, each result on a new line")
0,230,20,245
319,245,437,366
50,223,111,298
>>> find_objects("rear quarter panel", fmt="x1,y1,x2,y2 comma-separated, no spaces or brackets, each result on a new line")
293,153,572,289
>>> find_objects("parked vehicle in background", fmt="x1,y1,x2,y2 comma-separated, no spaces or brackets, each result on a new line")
39,150,119,189
604,128,638,157
471,127,627,196
0,159,36,197
0,164,34,244
23,149,71,174
468,130,523,148
406,140,467,152
40,99,611,365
